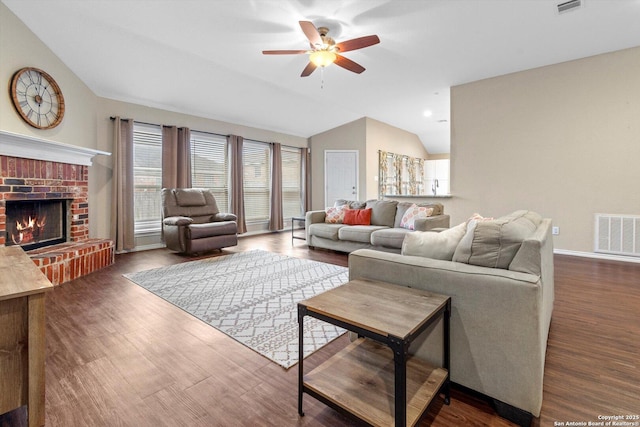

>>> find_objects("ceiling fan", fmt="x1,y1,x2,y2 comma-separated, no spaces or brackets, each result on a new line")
262,21,380,77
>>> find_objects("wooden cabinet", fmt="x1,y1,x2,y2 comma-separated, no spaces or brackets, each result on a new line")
0,246,53,427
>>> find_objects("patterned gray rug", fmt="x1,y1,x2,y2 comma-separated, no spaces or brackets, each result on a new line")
124,250,348,369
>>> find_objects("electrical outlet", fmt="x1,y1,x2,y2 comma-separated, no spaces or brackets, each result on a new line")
552,226,560,235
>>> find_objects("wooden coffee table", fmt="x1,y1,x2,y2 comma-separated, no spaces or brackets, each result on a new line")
297,278,451,427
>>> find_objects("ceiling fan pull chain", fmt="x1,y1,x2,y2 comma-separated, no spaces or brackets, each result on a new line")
320,67,325,89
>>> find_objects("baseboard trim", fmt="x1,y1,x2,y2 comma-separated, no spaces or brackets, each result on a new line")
554,249,640,264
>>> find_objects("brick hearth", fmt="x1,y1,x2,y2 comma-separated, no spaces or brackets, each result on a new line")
0,154,114,285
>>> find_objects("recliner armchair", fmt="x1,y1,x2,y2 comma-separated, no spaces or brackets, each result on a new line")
161,188,238,254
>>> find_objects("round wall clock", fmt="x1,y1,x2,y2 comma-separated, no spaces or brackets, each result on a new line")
10,67,65,130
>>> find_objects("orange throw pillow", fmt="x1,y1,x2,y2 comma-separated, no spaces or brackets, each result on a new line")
343,208,372,225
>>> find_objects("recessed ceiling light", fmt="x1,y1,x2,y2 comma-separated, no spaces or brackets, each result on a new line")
423,110,433,117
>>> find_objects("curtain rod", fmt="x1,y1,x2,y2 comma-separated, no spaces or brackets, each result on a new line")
109,116,302,149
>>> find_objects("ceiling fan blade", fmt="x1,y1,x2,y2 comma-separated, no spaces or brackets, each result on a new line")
262,50,308,55
335,35,380,53
334,54,366,74
300,62,317,77
299,21,322,47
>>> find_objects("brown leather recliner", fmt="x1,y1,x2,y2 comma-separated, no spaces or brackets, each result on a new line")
161,188,238,254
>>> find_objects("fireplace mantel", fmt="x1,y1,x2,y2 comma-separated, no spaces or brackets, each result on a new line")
0,130,110,166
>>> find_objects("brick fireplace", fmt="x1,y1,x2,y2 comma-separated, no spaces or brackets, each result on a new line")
0,130,113,285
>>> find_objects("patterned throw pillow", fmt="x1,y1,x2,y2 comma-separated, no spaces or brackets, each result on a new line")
325,205,346,224
400,204,434,230
468,213,494,222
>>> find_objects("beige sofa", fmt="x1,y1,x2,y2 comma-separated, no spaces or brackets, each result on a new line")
348,210,554,426
306,200,450,253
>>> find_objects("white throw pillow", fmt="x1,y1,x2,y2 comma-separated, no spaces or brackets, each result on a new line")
399,204,434,230
401,222,467,260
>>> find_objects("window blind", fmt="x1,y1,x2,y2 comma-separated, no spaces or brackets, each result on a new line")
282,147,302,218
190,132,229,212
133,123,162,233
243,141,271,222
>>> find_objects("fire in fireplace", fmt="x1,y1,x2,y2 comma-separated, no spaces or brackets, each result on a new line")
5,199,71,251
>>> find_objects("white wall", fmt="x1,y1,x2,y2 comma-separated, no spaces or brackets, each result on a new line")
309,117,430,209
448,46,640,253
308,118,367,209
365,117,429,200
1,3,308,243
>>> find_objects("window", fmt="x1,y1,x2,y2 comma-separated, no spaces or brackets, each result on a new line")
243,141,271,222
190,132,229,212
379,151,429,196
282,147,302,219
133,123,162,233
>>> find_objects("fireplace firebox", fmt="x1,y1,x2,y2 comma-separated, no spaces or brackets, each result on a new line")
5,199,71,251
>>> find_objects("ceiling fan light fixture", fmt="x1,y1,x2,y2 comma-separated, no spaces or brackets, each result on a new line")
310,50,336,67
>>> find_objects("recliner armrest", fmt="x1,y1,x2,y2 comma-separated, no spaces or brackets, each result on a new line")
163,216,193,226
212,213,237,222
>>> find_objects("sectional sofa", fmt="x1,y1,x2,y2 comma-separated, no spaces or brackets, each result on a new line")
305,199,450,253
348,210,555,426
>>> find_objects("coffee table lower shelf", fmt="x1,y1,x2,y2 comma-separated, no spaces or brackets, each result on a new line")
303,338,448,427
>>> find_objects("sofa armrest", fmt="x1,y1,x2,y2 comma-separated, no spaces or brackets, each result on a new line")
212,212,237,222
163,216,193,226
414,214,450,231
305,209,326,225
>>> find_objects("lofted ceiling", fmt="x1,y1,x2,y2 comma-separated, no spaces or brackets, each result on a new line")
3,0,640,154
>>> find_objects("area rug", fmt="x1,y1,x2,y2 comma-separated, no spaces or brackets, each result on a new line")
123,250,348,369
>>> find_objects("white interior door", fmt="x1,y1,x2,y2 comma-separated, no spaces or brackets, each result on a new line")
325,150,358,207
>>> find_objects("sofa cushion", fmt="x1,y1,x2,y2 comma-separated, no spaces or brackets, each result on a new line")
365,200,398,227
308,223,344,240
335,199,367,209
371,228,412,249
402,222,467,260
453,210,543,269
338,225,387,243
344,208,372,225
325,205,346,224
174,188,207,207
399,204,434,230
395,202,443,228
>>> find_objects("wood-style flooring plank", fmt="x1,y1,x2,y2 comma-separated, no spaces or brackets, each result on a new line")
41,234,640,426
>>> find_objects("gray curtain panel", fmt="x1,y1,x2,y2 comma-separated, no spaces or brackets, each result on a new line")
302,147,311,213
228,134,246,233
161,125,192,189
110,117,135,251
269,143,283,231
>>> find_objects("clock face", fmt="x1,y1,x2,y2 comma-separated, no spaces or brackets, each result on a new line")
10,67,65,130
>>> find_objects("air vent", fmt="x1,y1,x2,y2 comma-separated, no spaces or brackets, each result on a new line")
557,0,582,14
595,214,640,257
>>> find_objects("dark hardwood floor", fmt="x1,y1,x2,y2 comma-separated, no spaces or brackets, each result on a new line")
42,233,640,426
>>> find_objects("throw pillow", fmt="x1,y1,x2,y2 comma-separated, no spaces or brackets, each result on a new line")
334,199,366,209
343,208,372,225
325,205,346,224
468,213,493,222
365,200,398,227
399,204,434,230
453,210,543,269
401,222,467,260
